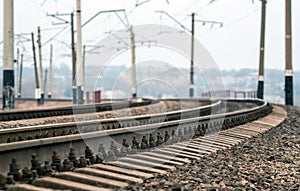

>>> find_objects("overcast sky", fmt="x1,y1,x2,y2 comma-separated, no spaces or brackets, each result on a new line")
0,0,299,71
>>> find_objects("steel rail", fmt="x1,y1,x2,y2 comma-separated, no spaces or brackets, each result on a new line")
0,99,156,121
0,99,271,174
1,99,267,150
0,99,220,143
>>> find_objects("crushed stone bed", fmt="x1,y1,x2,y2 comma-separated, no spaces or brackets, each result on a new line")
128,106,300,190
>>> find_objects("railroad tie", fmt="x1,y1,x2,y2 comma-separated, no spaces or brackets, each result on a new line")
198,136,240,145
90,163,154,179
108,161,168,174
33,177,111,191
176,142,221,151
129,154,184,165
55,171,129,188
191,138,232,148
202,134,243,142
7,184,59,191
224,128,260,136
141,151,191,164
153,148,202,160
181,141,228,150
237,125,269,133
75,167,144,184
113,157,176,171
168,144,213,154
253,120,282,127
162,147,206,158
219,131,252,139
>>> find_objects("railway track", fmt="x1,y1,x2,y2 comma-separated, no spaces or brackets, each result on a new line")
0,98,155,122
0,99,220,144
0,99,204,129
0,99,286,191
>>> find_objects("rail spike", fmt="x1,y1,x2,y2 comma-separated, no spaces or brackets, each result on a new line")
51,151,62,172
31,154,43,176
85,146,96,164
62,158,74,172
8,158,21,181
42,161,54,176
0,174,6,190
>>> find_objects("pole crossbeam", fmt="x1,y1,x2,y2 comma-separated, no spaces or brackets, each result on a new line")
81,9,126,29
155,10,191,32
47,13,70,25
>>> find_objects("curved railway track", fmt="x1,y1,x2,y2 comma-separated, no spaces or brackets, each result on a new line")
0,99,220,144
0,99,287,191
0,98,156,121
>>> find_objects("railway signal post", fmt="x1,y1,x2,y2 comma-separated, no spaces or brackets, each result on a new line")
31,33,41,105
130,26,137,98
76,0,84,104
37,27,45,104
44,69,48,95
15,48,19,98
2,0,15,110
71,13,77,104
18,54,23,98
48,44,53,98
189,13,195,98
285,0,293,106
257,0,266,99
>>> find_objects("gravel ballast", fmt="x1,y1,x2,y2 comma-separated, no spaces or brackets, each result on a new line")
129,106,300,190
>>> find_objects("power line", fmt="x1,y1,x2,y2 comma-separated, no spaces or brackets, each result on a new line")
225,7,260,26
42,25,70,47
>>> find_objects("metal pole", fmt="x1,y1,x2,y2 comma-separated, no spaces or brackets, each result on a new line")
76,0,84,104
31,32,41,105
3,0,15,110
18,54,23,98
83,45,86,102
48,44,53,98
16,48,19,97
189,13,195,98
285,0,293,106
130,26,137,98
257,0,266,100
71,13,77,104
44,69,48,96
37,26,44,104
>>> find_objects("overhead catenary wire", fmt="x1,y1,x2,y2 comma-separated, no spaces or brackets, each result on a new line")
1,0,281,75
2,1,133,55
225,7,260,26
